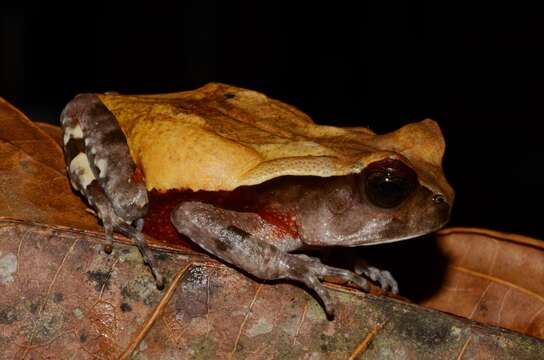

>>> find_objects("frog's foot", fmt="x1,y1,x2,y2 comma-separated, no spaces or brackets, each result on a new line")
283,254,370,316
101,215,114,254
91,195,115,255
171,201,369,317
116,219,164,290
88,188,163,289
354,263,398,294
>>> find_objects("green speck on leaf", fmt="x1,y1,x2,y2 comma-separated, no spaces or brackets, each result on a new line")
73,308,84,319
247,318,273,337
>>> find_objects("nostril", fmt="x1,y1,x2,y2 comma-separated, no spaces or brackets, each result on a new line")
432,194,446,205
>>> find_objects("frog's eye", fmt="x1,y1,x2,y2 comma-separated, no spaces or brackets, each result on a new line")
362,158,418,208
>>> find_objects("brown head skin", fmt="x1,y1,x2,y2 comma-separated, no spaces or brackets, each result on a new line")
258,157,452,247
169,156,451,317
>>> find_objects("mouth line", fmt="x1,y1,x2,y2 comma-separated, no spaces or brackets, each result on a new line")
354,220,450,247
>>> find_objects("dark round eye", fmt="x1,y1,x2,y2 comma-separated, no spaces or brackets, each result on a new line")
362,158,418,208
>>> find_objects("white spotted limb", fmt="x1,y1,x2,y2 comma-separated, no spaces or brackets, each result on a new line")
60,93,163,289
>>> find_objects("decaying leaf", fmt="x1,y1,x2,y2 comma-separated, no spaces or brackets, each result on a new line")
1,221,543,359
35,121,64,148
0,98,98,232
423,228,544,339
1,96,543,358
0,98,65,173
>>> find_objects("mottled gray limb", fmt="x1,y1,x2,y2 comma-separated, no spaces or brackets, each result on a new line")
171,201,371,316
61,93,148,222
89,192,163,288
294,254,369,291
60,94,162,289
355,262,399,294
116,220,164,290
85,183,163,288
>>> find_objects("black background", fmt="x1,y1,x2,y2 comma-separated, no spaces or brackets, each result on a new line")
1,2,543,239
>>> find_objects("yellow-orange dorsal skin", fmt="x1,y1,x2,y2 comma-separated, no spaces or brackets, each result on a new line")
98,82,452,201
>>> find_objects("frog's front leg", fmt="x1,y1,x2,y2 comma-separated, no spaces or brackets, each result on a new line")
354,260,398,294
171,201,369,317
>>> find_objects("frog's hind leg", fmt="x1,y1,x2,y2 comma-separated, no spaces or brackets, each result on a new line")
82,182,164,288
97,206,164,289
94,200,164,289
115,218,164,289
94,201,115,254
61,94,162,289
77,181,118,255
65,93,148,222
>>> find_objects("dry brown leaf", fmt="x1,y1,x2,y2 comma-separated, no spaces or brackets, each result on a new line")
421,228,544,339
35,121,64,148
0,97,543,358
0,97,99,232
0,98,65,173
1,221,541,359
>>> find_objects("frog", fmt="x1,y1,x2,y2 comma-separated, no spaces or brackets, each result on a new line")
60,83,453,316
